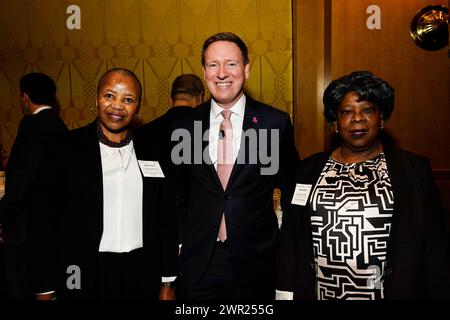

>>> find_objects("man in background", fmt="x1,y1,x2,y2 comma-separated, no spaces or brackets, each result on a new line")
136,73,204,166
0,72,68,299
170,73,205,108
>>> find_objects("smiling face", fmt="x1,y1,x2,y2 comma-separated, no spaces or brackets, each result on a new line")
96,71,140,142
203,40,250,109
334,91,385,155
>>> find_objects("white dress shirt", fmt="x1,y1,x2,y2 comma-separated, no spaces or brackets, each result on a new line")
98,140,143,253
208,95,246,169
33,106,51,114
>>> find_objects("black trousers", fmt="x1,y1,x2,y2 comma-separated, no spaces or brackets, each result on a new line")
179,241,275,300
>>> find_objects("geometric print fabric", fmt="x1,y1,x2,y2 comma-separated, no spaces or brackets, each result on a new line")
310,153,394,300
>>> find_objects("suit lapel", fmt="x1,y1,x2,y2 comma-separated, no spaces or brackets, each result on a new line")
133,132,157,236
195,102,223,189
197,98,261,191
383,145,410,265
226,98,260,188
196,103,212,163
83,121,105,244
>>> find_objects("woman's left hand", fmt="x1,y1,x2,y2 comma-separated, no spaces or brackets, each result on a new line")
159,286,176,300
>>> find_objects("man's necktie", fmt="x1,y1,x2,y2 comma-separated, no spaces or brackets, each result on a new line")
217,109,233,242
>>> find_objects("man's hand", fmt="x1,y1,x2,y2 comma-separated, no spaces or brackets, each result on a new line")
159,286,176,300
35,292,55,300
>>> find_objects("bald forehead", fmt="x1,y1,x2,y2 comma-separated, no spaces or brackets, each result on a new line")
97,70,142,99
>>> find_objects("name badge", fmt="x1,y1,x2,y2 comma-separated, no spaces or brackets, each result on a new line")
291,184,312,206
138,160,165,178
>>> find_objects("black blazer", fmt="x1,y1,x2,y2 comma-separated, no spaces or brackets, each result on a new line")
135,106,193,243
136,106,193,175
57,120,178,299
277,144,450,299
0,108,68,292
0,109,68,241
175,96,299,286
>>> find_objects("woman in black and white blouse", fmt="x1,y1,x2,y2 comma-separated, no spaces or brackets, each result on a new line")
277,71,449,300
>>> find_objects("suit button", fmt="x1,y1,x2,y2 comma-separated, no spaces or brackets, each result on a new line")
224,194,231,200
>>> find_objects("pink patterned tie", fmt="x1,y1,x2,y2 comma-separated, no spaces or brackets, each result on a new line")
217,110,233,242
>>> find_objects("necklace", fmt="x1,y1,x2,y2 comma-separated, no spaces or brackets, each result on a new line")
335,143,383,164
96,119,132,148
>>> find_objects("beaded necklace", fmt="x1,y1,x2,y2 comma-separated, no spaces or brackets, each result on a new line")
96,119,132,148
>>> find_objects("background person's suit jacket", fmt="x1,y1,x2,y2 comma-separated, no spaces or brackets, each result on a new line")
0,108,68,293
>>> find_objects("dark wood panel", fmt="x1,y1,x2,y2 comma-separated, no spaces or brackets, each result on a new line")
330,0,450,169
293,0,449,167
293,0,328,159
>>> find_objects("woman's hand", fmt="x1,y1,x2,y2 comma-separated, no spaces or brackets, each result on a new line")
159,286,176,300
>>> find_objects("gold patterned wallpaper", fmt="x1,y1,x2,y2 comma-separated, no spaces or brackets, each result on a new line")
0,0,293,157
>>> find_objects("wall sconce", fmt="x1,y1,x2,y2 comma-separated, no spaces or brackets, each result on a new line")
410,4,448,51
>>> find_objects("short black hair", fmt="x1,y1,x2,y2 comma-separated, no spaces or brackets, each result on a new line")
171,74,204,99
97,68,142,106
323,71,395,123
201,32,249,66
19,72,56,106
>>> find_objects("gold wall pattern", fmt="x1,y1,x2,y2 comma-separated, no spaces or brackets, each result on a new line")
0,0,293,157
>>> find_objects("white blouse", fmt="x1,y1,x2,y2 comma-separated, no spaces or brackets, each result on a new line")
98,140,143,253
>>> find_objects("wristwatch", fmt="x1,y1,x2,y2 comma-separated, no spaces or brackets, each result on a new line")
162,281,176,289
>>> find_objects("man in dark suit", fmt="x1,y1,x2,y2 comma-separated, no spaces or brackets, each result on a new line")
0,72,68,299
174,32,299,300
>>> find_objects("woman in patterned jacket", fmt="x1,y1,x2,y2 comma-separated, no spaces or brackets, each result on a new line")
276,70,449,300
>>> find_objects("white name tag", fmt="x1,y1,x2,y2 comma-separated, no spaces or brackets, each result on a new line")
291,184,312,206
138,160,165,178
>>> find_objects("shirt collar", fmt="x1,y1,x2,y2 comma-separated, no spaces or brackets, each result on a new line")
99,140,134,156
33,106,52,115
211,94,246,119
